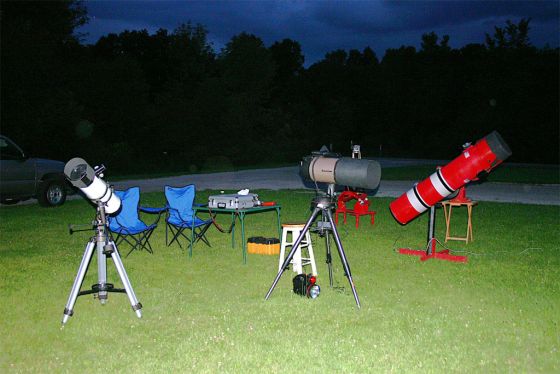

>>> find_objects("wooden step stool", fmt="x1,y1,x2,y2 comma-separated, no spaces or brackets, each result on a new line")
441,200,478,243
278,223,317,275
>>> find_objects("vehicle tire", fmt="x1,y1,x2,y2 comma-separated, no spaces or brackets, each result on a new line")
38,180,67,207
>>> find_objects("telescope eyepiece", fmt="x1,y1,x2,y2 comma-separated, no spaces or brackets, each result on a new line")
69,164,87,181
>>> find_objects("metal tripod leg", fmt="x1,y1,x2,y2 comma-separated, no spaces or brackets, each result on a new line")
107,241,143,318
62,240,96,325
265,204,361,308
325,209,361,308
265,207,321,300
324,223,334,287
62,240,143,325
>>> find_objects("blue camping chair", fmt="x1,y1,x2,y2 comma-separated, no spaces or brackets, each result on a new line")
164,184,212,256
108,187,165,257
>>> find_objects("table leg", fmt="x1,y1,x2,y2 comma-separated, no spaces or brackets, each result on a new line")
276,207,281,240
230,212,236,248
240,212,246,264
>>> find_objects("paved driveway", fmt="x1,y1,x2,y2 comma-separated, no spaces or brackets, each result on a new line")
114,165,559,206
3,159,558,206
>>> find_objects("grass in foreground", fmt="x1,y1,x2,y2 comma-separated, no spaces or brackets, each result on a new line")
0,190,558,372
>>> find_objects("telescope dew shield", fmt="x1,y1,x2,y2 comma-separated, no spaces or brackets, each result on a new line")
389,131,511,225
64,157,121,214
300,156,381,190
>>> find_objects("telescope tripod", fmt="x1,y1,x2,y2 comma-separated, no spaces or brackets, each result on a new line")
265,193,361,308
62,202,142,325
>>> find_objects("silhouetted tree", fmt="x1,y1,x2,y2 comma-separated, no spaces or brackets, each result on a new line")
267,39,311,160
1,0,88,158
1,5,557,168
219,33,275,96
269,38,304,82
486,18,532,49
421,32,451,53
214,33,278,163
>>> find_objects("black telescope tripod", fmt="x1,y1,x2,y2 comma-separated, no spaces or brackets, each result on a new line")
61,201,142,325
265,189,361,308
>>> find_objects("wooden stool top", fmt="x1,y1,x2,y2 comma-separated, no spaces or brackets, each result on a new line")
441,200,478,207
282,223,306,229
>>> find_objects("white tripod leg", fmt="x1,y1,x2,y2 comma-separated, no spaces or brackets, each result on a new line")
108,242,142,318
62,241,96,325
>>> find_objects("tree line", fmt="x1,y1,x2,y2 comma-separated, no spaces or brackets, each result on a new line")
1,2,558,173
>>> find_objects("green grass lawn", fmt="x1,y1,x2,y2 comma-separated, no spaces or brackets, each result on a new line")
1,190,559,372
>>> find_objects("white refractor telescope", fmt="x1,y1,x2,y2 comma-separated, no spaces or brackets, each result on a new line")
64,158,121,214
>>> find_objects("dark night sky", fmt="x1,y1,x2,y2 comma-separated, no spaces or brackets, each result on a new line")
78,1,559,64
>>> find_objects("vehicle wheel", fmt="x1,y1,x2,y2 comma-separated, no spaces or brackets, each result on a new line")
38,180,67,207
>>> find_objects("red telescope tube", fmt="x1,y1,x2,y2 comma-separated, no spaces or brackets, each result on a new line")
390,131,511,225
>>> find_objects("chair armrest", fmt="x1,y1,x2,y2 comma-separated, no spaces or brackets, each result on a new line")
139,206,167,214
194,203,208,207
139,206,167,224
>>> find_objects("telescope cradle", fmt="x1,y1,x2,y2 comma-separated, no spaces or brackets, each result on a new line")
398,204,468,263
265,188,361,308
61,201,143,325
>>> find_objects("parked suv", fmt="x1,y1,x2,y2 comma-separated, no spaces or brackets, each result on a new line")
0,135,68,206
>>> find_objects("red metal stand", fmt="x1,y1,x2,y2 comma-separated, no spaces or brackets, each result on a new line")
399,239,468,263
398,205,468,263
335,191,376,228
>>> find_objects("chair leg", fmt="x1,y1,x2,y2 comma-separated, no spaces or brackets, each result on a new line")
167,225,184,249
124,235,146,257
167,222,212,252
125,244,136,258
194,223,212,247
145,231,155,253
138,229,155,254
110,228,157,258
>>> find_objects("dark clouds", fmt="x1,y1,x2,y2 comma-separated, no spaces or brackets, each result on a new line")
78,1,559,64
